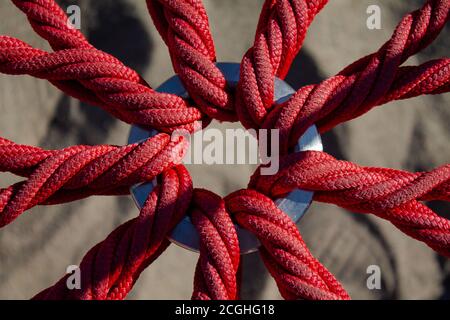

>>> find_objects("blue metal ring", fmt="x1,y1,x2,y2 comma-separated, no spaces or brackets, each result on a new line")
128,63,323,254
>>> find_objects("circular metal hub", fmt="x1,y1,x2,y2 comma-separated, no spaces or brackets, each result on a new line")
128,63,323,254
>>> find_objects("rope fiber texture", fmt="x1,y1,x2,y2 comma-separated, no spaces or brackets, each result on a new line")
0,0,449,300
250,151,450,257
34,165,192,300
191,190,240,300
0,134,187,227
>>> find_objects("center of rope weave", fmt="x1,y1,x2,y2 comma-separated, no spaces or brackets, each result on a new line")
128,63,323,254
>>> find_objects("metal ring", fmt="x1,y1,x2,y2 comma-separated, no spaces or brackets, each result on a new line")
128,63,323,254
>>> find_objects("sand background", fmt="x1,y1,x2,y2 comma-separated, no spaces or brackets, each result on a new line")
0,0,449,299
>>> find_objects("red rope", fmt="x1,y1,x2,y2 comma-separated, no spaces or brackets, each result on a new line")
9,0,122,113
250,151,450,257
11,0,93,50
190,187,350,300
146,0,237,122
33,165,192,300
263,0,450,150
226,189,350,300
0,134,188,227
236,0,328,128
191,189,240,300
0,0,449,300
6,0,205,132
0,36,203,133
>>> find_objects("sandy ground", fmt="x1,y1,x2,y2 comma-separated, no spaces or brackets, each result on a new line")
0,0,449,299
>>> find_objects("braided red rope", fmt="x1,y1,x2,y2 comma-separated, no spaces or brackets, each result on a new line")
8,0,206,133
11,0,92,50
243,0,450,134
191,189,240,300
0,0,449,300
226,189,349,300
235,0,328,128
0,36,203,132
191,188,350,300
263,0,450,150
146,0,237,122
250,151,450,257
0,134,188,227
33,165,192,300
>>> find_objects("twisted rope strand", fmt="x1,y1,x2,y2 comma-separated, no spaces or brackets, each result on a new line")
0,36,203,132
12,0,93,50
0,133,188,227
191,189,240,300
250,151,450,257
236,0,328,128
5,0,204,132
147,0,237,122
9,0,109,106
226,189,350,300
317,0,450,132
263,0,450,150
33,165,192,300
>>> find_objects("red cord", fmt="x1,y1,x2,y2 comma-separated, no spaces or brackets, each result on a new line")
11,0,93,50
250,151,450,257
0,134,188,227
146,0,237,122
235,0,329,128
0,36,204,133
33,165,192,300
226,189,350,300
191,189,240,300
6,0,205,133
263,0,450,151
